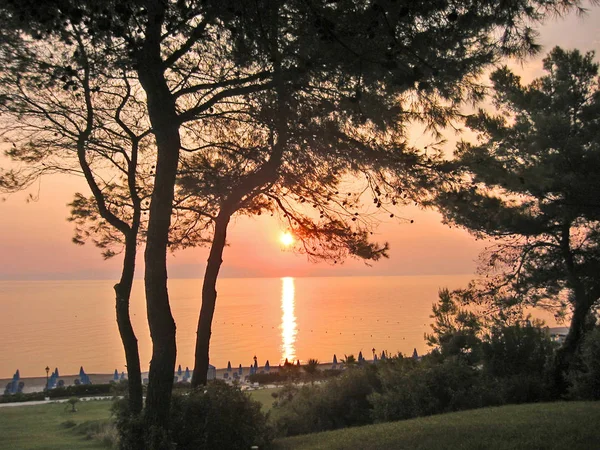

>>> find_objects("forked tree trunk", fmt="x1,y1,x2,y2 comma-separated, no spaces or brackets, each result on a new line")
191,213,231,387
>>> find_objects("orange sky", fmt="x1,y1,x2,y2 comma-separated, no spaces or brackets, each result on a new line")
0,7,598,280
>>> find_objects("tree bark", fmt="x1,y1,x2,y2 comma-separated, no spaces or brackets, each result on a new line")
553,221,593,396
114,229,143,415
553,295,592,395
137,0,179,443
191,213,231,387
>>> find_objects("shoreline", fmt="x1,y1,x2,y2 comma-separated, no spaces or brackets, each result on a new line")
1,362,344,394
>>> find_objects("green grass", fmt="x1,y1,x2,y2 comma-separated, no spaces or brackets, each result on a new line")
249,387,279,412
274,401,600,450
0,400,114,450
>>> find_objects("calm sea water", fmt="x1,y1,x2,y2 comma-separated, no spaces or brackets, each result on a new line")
0,275,558,378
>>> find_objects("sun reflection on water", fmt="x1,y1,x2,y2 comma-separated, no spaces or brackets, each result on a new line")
280,277,297,363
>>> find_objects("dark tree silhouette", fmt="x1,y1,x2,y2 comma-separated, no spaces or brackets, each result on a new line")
0,29,151,419
0,0,590,443
437,47,600,395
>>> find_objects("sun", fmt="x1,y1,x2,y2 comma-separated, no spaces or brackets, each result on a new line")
280,231,294,247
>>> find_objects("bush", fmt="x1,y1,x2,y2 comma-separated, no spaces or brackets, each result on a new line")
370,357,495,423
0,391,45,403
273,366,378,436
482,324,555,378
169,381,272,450
570,327,600,400
111,398,145,450
49,383,114,399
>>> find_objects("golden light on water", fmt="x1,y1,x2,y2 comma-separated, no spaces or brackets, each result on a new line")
280,231,294,247
280,277,297,363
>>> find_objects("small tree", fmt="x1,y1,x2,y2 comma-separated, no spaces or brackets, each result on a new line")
66,397,79,413
304,359,320,378
425,289,482,365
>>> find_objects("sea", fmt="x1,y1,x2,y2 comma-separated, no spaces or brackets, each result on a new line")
0,275,560,378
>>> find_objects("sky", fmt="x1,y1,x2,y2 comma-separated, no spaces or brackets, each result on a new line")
0,6,599,281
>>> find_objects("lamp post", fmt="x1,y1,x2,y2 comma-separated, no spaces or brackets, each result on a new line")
45,366,50,392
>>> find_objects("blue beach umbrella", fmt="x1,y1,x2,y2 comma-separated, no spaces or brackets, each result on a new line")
374,354,378,362
10,370,20,394
358,351,364,362
79,366,85,378
265,360,270,372
412,348,419,360
120,371,126,381
185,367,190,379
54,368,59,377
332,354,338,365
254,360,258,370
227,361,232,372
177,365,182,376
48,372,57,389
380,351,386,360
238,364,243,376
113,369,119,381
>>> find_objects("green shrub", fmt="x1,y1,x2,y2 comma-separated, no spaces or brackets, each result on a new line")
370,357,493,423
111,398,146,450
169,381,272,450
49,383,114,399
0,391,45,403
482,324,555,378
570,327,600,400
273,366,378,436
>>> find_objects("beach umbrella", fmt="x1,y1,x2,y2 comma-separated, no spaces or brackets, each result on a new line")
79,366,85,378
227,361,232,372
265,360,270,372
333,354,338,365
177,364,182,376
48,372,57,389
412,348,419,360
120,371,126,381
358,351,364,362
113,369,119,381
54,368,59,377
374,354,378,362
296,360,301,366
380,351,386,360
185,367,190,378
254,359,258,370
10,370,19,394
238,364,243,376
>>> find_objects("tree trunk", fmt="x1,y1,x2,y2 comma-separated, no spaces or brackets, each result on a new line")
552,294,592,396
137,1,180,443
553,221,593,396
191,213,231,387
141,130,179,443
142,132,179,443
114,229,143,415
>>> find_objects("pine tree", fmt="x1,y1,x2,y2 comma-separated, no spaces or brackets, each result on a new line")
438,47,600,395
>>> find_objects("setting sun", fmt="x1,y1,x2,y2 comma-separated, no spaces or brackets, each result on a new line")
280,231,294,247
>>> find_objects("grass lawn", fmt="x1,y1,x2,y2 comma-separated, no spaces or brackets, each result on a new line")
274,401,600,450
0,400,114,450
249,387,279,411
